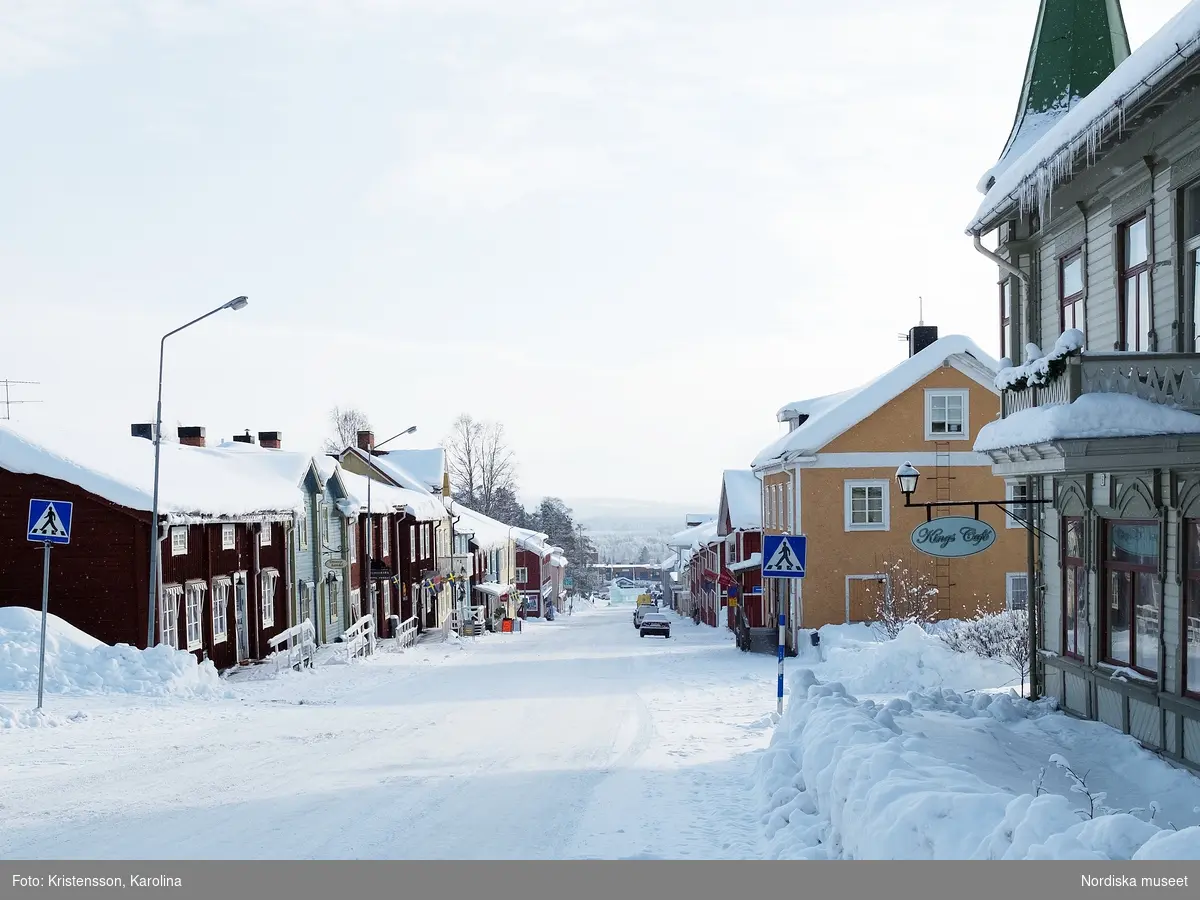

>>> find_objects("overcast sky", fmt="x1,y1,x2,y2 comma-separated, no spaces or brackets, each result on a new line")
0,0,1184,509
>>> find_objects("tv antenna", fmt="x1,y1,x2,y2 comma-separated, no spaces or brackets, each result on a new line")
898,297,926,342
1,380,41,420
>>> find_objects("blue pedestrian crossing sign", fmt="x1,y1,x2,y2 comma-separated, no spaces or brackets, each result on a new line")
27,499,73,545
762,534,806,579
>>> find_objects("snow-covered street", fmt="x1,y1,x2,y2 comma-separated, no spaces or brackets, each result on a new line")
0,605,776,860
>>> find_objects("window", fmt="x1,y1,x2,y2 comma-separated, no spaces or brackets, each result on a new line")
1183,522,1200,697
350,524,357,563
925,390,969,440
260,522,272,547
1102,521,1160,674
410,525,417,562
786,481,794,532
221,524,235,551
516,567,528,584
381,580,391,618
381,517,390,557
184,580,206,651
212,577,230,644
1006,573,1028,612
329,578,340,623
1005,481,1030,529
1059,250,1084,331
1183,184,1200,350
298,514,308,551
350,588,362,621
844,480,889,531
1119,215,1151,351
1063,517,1085,659
1000,278,1013,360
161,584,182,648
423,526,430,559
260,568,279,628
171,526,188,556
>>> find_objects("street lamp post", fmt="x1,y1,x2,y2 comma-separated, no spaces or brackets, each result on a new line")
146,296,248,648
363,426,417,628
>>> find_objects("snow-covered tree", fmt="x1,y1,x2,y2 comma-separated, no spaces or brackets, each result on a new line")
873,558,938,639
941,608,1031,695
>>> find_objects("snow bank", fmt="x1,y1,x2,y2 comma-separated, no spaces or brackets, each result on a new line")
814,623,1019,695
975,394,1200,452
0,607,225,698
757,670,1193,859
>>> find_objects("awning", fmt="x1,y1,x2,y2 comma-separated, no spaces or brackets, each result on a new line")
472,582,514,597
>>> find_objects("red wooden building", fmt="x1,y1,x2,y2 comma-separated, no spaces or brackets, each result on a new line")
514,528,553,617
718,469,764,629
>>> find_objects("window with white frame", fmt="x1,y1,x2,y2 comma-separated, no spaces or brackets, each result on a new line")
161,584,183,648
381,517,390,557
1005,481,1030,529
785,481,794,532
349,524,358,563
329,577,340,623
844,480,889,531
171,526,188,556
925,389,969,440
260,522,272,547
211,576,231,644
221,524,235,551
516,567,528,583
184,580,206,651
298,514,308,551
350,588,362,620
410,525,417,562
381,580,391,617
260,568,279,628
1006,573,1029,611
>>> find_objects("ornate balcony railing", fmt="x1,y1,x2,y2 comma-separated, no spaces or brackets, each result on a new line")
1001,353,1200,419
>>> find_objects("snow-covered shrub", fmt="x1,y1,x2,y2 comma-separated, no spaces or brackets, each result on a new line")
941,608,1030,695
872,559,938,640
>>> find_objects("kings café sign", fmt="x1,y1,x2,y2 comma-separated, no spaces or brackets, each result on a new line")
910,517,997,558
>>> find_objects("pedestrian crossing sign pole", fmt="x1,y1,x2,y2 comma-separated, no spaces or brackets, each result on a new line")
26,499,74,710
761,534,807,715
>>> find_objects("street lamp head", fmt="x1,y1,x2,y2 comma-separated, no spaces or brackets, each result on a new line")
226,296,249,311
403,425,417,435
895,462,920,500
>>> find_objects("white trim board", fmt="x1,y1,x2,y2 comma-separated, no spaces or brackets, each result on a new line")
798,452,993,469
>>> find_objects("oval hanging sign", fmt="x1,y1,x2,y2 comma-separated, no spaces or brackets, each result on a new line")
910,517,997,558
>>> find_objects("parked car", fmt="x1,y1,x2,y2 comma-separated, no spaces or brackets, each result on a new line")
633,603,658,628
639,612,671,638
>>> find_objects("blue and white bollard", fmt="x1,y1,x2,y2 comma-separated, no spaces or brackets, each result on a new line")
777,612,786,716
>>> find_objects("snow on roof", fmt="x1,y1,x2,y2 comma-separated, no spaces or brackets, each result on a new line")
969,3,1200,233
776,389,860,424
341,447,430,494
336,468,447,521
512,527,551,555
667,518,719,550
753,336,999,469
0,425,306,522
974,394,1200,452
720,469,762,532
374,447,444,493
451,503,514,552
550,553,568,568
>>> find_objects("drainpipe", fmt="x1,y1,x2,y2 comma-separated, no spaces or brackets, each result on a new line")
1145,156,1159,351
974,233,1032,357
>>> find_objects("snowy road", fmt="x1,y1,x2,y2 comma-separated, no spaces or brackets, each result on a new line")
0,606,778,859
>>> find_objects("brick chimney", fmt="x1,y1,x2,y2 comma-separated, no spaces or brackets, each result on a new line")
258,431,282,450
131,423,156,441
357,430,374,452
232,429,254,445
177,426,206,447
908,324,939,357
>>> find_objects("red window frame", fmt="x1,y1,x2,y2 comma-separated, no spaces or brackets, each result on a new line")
1059,248,1084,331
1062,517,1085,660
1101,519,1160,676
1184,521,1200,698
1118,215,1151,351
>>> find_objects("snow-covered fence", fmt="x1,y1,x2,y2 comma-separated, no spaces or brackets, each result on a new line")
344,615,376,661
267,619,316,672
394,615,418,650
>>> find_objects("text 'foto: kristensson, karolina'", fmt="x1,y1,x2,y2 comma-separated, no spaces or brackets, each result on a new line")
13,874,184,889
1082,875,1189,888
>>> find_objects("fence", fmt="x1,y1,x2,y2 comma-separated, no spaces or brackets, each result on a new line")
344,614,376,661
267,618,317,672
394,615,419,649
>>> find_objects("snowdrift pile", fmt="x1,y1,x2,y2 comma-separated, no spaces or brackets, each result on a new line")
0,607,225,698
756,668,1200,859
814,623,1019,695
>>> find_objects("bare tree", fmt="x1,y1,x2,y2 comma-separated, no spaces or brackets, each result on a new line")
941,607,1031,696
873,557,939,639
323,406,371,454
443,414,517,517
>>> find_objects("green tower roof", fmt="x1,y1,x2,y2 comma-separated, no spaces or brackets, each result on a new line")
981,0,1130,191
